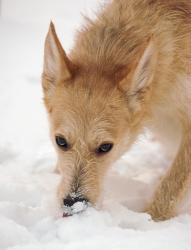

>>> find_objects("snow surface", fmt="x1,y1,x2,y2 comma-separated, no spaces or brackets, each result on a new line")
0,1,191,249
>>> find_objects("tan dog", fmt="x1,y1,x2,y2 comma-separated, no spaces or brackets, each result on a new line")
42,0,191,220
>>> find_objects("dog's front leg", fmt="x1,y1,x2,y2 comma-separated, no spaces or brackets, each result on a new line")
146,129,191,221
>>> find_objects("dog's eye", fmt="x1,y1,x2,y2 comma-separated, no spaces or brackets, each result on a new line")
55,136,69,150
96,143,113,154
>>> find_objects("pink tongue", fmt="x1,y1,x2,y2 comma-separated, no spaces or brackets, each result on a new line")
63,212,72,218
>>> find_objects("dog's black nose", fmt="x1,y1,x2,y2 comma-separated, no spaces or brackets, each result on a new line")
63,195,88,207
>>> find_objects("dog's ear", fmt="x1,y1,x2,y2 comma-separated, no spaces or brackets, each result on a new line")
42,22,73,93
119,40,157,112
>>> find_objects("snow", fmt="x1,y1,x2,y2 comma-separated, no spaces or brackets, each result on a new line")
62,192,90,216
63,200,90,217
0,1,191,249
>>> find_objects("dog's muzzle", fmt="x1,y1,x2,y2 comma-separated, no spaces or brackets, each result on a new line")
63,195,88,207
62,193,89,217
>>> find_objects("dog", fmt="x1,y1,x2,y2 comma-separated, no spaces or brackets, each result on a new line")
42,0,191,220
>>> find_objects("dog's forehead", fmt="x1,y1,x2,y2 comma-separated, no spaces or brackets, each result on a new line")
54,73,124,115
49,72,130,143
51,84,127,140
52,93,120,132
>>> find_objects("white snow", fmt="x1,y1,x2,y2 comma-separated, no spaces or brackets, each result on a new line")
0,1,191,250
63,201,90,217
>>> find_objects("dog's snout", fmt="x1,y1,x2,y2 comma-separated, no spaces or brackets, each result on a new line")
63,195,88,207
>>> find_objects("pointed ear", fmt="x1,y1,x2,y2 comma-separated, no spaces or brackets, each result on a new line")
119,40,157,111
42,22,73,93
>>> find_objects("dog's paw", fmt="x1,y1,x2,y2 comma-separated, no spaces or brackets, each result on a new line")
145,206,174,221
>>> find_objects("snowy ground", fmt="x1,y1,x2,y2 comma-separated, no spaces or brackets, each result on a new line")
1,1,191,250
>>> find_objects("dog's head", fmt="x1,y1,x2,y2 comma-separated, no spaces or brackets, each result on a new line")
42,23,156,209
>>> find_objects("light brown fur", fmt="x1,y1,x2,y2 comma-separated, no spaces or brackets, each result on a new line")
42,0,191,220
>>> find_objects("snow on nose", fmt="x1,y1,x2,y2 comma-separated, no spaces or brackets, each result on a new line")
63,193,89,217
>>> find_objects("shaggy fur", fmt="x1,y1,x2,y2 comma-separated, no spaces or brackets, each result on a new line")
42,0,191,220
